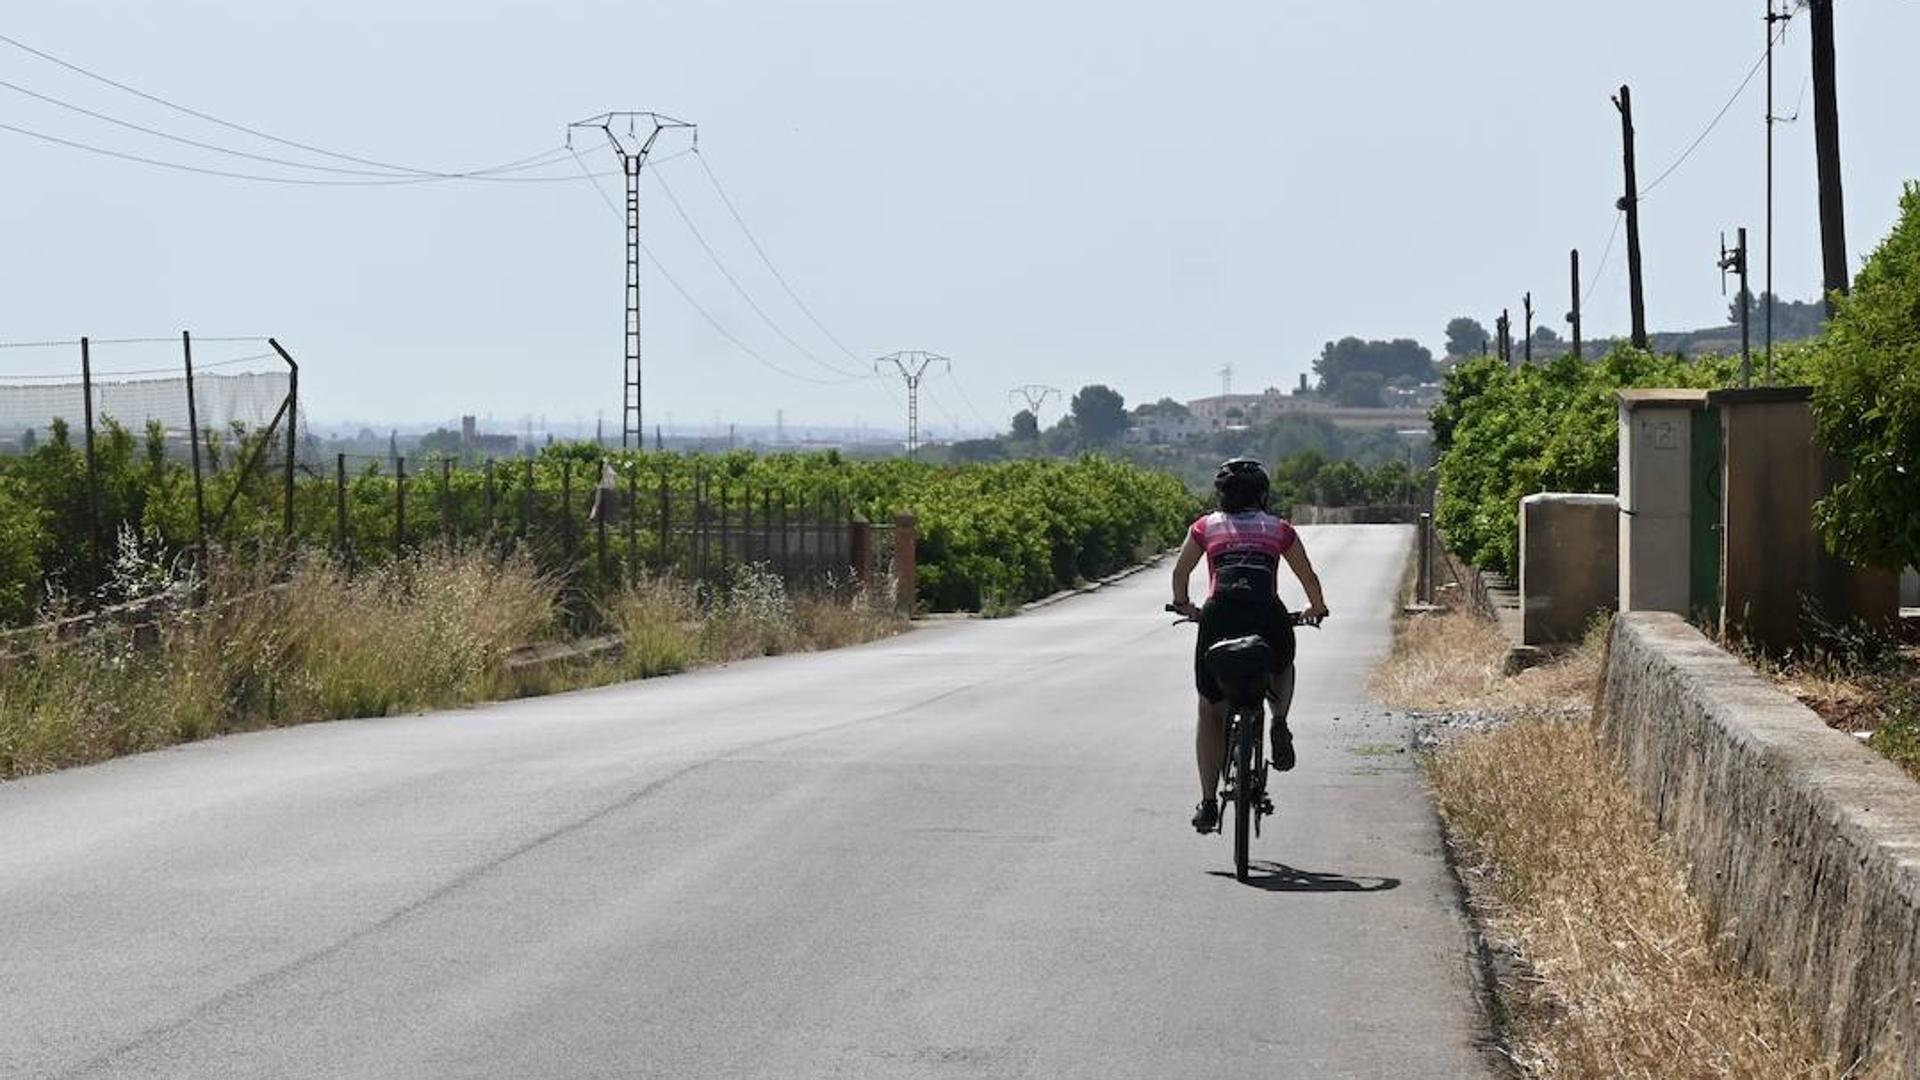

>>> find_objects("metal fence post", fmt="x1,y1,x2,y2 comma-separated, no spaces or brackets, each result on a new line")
182,332,210,579
521,459,533,543
335,453,348,562
626,459,638,582
778,489,791,583
597,469,609,582
440,457,453,551
484,458,496,532
269,338,298,542
78,337,105,575
714,478,725,580
657,465,670,573
395,456,408,557
561,459,574,563
741,482,753,567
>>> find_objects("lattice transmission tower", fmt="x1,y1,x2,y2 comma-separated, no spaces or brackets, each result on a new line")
1008,384,1060,430
567,112,696,448
875,351,950,458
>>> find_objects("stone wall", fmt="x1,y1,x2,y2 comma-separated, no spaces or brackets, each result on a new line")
1598,613,1920,1076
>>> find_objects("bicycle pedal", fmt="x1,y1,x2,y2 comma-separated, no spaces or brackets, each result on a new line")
1258,797,1274,815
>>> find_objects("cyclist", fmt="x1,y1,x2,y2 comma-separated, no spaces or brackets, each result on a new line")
1169,458,1329,834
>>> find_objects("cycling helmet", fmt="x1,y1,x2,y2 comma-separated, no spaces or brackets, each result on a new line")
1214,458,1270,512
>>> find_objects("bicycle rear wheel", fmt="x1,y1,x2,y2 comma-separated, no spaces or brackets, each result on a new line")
1232,708,1256,882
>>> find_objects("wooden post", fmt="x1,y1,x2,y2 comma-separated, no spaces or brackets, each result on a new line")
1570,249,1584,361
1615,85,1649,349
1809,0,1849,313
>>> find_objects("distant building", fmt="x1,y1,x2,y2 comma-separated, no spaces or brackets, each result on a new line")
1126,412,1208,445
1186,390,1327,429
460,415,519,457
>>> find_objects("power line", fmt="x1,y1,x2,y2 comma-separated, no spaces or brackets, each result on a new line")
0,119,451,186
567,146,848,388
0,31,570,180
691,149,868,366
646,166,868,381
1582,211,1625,308
1641,27,1787,199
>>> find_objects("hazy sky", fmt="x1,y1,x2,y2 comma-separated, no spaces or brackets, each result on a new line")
3,1,1917,438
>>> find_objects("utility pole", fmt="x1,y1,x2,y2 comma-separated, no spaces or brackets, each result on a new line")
1808,0,1848,313
1496,309,1512,367
1523,292,1534,366
1765,0,1794,377
567,112,697,448
1614,85,1649,349
876,351,950,458
1720,228,1753,387
1569,249,1584,361
1008,384,1061,436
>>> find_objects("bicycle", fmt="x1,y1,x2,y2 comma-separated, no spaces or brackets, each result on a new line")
1167,602,1325,883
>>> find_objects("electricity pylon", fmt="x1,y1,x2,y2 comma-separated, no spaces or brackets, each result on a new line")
876,351,950,458
1008,384,1061,433
567,111,696,448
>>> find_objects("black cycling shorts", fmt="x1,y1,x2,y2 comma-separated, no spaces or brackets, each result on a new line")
1194,588,1296,703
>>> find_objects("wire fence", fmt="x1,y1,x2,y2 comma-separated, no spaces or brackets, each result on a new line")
0,334,885,632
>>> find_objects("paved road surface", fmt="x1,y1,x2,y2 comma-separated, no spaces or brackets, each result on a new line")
2,524,1491,1079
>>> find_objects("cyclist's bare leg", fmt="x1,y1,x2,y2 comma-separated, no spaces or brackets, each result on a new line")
1267,665,1296,722
1266,665,1299,769
1195,697,1229,801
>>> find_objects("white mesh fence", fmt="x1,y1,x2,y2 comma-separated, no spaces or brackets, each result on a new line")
0,371,291,438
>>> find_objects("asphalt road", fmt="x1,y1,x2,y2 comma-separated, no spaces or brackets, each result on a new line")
1,524,1491,1079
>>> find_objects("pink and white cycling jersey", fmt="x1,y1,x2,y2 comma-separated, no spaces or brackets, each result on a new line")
1188,511,1298,597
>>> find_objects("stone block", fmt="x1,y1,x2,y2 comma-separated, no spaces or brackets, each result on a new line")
1519,493,1619,647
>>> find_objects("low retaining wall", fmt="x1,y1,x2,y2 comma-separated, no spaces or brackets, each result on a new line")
1598,613,1920,1076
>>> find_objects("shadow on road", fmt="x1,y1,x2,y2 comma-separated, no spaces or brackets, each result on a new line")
1206,861,1401,893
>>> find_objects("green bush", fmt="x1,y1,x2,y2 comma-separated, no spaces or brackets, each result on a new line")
1433,347,1746,576
1809,182,1920,571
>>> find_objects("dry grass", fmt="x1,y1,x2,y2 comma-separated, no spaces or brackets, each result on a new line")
1432,720,1894,1079
607,566,904,676
0,556,905,782
1378,597,1895,1078
1371,606,1606,714
0,549,557,778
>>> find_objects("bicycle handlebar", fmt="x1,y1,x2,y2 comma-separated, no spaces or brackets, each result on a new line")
1164,603,1327,628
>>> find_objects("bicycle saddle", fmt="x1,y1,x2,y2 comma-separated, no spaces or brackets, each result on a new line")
1205,636,1273,706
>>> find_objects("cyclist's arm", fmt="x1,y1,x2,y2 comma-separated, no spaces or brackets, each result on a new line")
1170,533,1205,613
1283,537,1329,617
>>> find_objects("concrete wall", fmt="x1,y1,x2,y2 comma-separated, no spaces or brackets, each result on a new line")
1714,388,1899,651
1617,390,1707,615
1519,493,1619,646
1903,567,1919,609
1599,613,1920,1076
